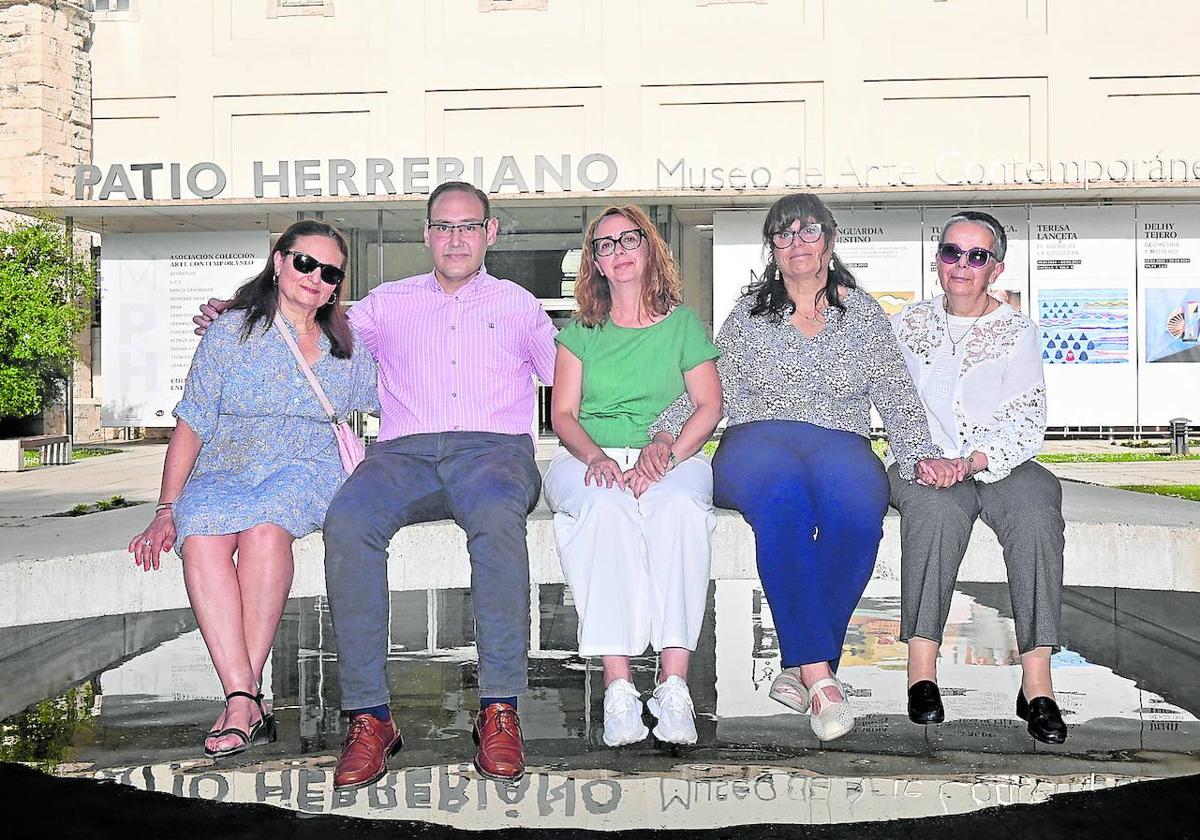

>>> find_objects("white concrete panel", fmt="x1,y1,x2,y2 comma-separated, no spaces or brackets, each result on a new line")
227,110,375,197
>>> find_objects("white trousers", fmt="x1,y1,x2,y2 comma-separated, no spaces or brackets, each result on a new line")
543,446,716,657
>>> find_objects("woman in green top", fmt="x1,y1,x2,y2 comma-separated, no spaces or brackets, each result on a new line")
544,205,722,748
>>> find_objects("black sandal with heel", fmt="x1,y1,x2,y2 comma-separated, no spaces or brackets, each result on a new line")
204,690,277,759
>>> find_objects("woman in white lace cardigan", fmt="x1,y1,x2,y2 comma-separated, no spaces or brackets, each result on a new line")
888,211,1068,745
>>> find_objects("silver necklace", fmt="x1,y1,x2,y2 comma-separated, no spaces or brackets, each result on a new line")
944,297,991,351
797,302,827,327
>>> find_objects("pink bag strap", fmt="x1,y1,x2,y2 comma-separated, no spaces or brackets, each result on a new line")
273,312,339,422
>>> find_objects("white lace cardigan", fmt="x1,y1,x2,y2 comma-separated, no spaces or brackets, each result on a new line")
889,296,1046,483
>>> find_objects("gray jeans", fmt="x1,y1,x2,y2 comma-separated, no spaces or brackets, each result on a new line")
887,460,1065,655
323,432,542,709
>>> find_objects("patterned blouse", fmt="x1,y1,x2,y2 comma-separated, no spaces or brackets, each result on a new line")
651,288,939,478
890,296,1046,483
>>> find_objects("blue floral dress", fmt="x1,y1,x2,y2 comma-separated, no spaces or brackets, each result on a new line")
171,309,378,551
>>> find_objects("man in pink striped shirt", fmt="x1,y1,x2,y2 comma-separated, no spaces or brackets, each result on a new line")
194,184,555,783
318,183,557,788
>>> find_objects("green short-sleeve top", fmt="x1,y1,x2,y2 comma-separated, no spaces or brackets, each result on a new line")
555,305,720,448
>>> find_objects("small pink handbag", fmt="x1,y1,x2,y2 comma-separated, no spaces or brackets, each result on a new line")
274,312,366,475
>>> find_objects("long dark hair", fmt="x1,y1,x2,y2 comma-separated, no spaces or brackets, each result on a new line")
229,220,355,359
747,193,857,321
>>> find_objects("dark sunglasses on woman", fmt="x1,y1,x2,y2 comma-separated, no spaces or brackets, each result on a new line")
285,250,346,285
937,243,996,269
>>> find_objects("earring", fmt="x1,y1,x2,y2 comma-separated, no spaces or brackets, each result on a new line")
273,272,278,285
327,292,338,305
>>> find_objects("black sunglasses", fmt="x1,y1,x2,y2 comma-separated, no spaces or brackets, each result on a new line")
284,250,346,285
937,243,996,269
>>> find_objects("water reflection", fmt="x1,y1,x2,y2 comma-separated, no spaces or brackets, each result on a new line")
84,762,1143,830
3,580,1199,829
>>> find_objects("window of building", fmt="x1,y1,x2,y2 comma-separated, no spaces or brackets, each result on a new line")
479,0,549,12
267,0,335,18
91,0,138,20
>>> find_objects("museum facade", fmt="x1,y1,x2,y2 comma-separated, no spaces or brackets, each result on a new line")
5,0,1200,434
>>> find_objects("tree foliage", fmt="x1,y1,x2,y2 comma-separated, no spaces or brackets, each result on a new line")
0,217,95,419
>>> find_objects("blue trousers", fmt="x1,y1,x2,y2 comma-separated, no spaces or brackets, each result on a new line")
713,420,890,668
323,432,542,709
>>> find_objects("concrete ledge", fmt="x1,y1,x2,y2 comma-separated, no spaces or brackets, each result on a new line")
2,481,1198,628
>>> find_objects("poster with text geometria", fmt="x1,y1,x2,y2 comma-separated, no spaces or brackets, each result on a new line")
1038,288,1129,364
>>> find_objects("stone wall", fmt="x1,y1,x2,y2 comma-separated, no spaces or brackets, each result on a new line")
0,0,91,202
0,2,105,440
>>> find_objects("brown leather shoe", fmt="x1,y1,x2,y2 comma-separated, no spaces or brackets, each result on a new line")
473,703,525,781
333,713,402,790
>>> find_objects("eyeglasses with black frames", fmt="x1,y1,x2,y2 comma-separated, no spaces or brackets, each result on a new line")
937,243,997,268
771,223,824,248
591,228,647,258
284,250,345,285
426,220,490,238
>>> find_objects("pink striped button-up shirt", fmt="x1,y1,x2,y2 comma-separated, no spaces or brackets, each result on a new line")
348,269,557,441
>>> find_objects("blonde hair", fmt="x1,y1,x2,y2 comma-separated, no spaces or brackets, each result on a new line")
575,205,682,327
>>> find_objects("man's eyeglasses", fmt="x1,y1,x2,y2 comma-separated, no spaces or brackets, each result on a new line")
426,220,490,238
771,223,824,248
937,243,997,268
591,228,647,257
285,250,345,285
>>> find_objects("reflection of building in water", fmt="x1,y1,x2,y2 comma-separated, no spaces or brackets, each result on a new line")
941,595,1021,668
84,762,1145,832
750,588,779,660
715,579,1199,728
5,579,1199,771
841,598,905,670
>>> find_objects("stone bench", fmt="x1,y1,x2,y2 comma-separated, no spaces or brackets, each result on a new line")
0,435,72,472
1,481,1198,628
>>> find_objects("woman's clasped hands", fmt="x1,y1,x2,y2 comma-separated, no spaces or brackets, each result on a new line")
915,456,970,489
583,436,676,498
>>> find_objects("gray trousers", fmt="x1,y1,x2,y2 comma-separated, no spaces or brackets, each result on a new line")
887,460,1065,655
323,432,542,709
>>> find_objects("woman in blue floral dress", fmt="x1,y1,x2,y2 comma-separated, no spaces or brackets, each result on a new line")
130,220,377,758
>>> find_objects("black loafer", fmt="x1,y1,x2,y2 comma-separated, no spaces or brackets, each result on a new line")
907,680,945,724
1016,689,1068,744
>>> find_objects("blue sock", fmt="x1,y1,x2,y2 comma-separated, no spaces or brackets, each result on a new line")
348,704,390,722
481,696,517,710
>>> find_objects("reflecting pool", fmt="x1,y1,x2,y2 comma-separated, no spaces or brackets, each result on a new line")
3,580,1198,830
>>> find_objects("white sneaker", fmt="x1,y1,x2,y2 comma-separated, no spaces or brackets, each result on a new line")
602,679,649,747
647,675,698,745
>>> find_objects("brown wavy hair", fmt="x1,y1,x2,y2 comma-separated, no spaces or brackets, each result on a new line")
229,220,356,358
575,205,682,327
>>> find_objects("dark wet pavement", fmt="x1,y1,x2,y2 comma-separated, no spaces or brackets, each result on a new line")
3,581,1200,832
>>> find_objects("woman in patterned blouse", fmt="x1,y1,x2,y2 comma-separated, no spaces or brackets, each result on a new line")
652,193,952,742
129,221,378,759
889,210,1068,744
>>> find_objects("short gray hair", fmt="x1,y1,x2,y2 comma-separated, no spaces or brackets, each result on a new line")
940,211,1007,262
